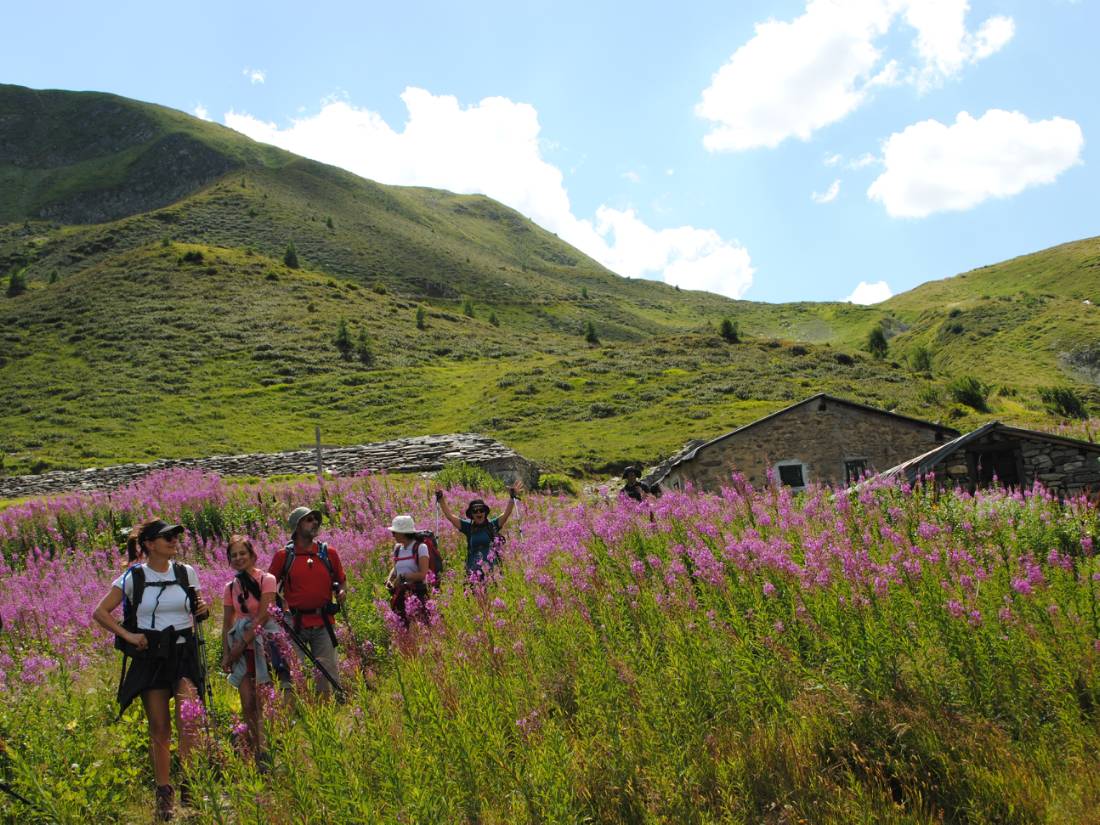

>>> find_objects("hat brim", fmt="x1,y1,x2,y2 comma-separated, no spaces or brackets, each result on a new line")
155,524,184,539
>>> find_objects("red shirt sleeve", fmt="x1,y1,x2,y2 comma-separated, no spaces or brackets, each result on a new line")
269,549,287,583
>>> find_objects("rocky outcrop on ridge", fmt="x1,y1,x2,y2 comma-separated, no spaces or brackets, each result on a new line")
0,434,539,499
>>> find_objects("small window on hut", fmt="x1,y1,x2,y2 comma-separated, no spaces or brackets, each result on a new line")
777,462,806,489
845,459,868,485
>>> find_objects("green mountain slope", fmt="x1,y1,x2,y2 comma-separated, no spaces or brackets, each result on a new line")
0,84,1097,478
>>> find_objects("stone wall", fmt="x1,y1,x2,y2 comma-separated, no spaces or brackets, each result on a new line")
0,434,539,499
663,398,953,491
932,432,1100,495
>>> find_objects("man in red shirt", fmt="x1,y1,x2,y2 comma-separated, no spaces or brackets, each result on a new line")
269,507,347,697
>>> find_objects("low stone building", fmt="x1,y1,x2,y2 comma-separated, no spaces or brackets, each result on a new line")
647,393,958,492
875,421,1100,495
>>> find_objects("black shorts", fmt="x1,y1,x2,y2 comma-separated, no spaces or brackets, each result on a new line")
117,628,204,713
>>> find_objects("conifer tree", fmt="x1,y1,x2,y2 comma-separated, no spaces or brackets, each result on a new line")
867,326,888,359
356,328,374,366
720,318,740,343
463,298,475,317
334,319,352,359
416,306,426,330
5,267,27,298
585,321,599,345
284,241,300,269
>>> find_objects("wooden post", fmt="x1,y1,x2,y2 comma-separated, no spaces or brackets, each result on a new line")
315,426,323,478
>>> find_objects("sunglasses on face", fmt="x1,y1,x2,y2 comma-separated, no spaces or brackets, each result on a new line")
472,508,489,515
160,534,181,543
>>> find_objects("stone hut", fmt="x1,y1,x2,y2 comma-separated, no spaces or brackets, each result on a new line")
875,422,1100,495
647,393,958,492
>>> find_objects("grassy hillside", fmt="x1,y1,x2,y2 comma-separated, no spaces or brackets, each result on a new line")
1,84,1098,478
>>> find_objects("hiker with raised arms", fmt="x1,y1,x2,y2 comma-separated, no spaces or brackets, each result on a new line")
91,519,209,821
436,481,522,579
220,535,277,769
268,506,346,698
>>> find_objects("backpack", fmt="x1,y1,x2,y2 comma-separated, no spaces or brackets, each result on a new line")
277,540,338,603
115,562,194,651
394,531,443,588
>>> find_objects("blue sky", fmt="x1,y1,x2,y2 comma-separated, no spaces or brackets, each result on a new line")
2,0,1096,303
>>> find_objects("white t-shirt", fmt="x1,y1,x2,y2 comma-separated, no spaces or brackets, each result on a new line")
393,542,428,577
113,562,201,634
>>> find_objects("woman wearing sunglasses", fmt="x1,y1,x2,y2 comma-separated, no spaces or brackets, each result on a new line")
220,535,278,769
92,518,208,821
436,481,522,579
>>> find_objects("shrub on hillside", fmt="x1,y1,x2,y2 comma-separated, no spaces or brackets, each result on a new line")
1038,386,1088,419
284,241,300,269
334,320,352,360
5,267,27,297
356,329,374,366
867,326,888,359
908,345,934,374
584,321,599,345
416,306,426,330
948,375,989,412
720,318,740,343
434,460,505,493
537,472,578,495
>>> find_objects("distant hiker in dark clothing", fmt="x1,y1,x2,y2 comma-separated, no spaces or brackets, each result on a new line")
92,519,209,821
437,482,522,578
268,507,346,698
621,466,661,501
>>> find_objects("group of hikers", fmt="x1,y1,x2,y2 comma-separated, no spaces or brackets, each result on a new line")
89,466,658,820
90,485,523,820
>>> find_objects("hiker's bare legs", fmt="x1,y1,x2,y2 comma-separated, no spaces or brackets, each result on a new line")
141,689,173,786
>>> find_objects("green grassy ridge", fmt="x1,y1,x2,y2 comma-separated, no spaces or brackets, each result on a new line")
2,85,1099,478
0,234,958,474
881,236,1100,390
0,84,292,225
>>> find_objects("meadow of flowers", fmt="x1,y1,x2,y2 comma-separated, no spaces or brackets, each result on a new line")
2,468,1100,823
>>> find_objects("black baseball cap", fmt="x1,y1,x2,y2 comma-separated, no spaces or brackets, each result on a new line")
139,520,184,542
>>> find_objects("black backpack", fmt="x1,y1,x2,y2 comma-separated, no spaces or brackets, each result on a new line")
115,562,194,651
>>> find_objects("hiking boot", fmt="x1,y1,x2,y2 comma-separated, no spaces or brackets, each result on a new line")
256,750,273,775
178,778,191,808
155,784,174,821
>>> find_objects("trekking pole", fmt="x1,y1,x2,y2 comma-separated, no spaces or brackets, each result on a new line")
273,615,346,700
188,588,216,719
0,781,34,809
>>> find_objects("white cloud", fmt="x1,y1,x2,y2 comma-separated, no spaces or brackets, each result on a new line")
812,179,842,204
847,280,893,304
193,104,211,121
868,109,1084,218
697,0,1014,151
824,152,843,167
243,68,266,85
847,152,879,169
622,170,641,183
224,89,755,297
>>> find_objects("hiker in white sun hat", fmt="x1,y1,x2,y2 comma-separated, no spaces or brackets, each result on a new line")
386,514,431,624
